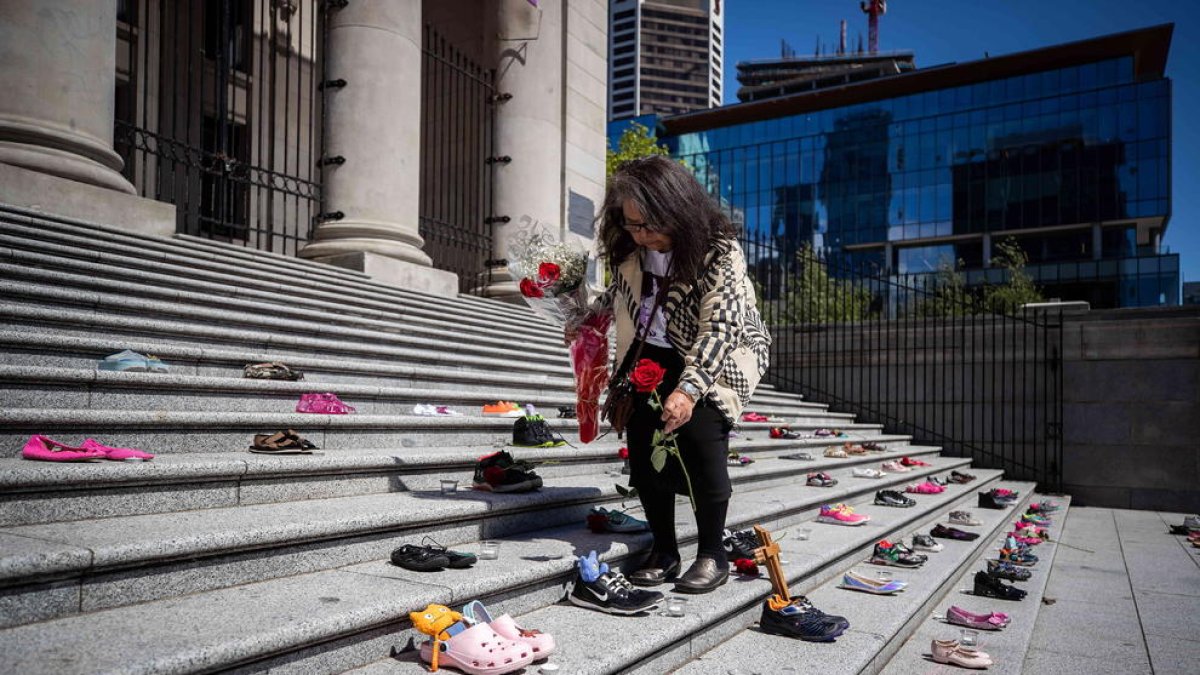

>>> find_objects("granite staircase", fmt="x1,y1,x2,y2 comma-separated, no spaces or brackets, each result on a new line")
0,204,1061,674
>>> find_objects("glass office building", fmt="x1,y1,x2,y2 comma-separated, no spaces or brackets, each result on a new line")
657,25,1178,307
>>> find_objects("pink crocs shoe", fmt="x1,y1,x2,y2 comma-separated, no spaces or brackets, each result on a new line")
21,435,105,462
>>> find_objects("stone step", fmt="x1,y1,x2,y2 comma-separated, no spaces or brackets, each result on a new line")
678,487,1055,675
0,238,562,349
0,206,544,333
0,406,884,456
0,434,919,526
880,495,1072,675
0,448,953,628
0,300,576,381
0,454,977,673
0,365,837,421
0,331,811,416
0,285,569,373
363,470,1012,675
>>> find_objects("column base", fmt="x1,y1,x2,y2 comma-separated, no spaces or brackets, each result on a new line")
473,263,524,302
311,250,459,299
0,161,175,237
0,115,135,194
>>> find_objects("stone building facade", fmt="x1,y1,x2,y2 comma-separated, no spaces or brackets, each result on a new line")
0,0,609,299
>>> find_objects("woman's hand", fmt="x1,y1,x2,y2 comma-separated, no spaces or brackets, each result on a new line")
662,389,696,434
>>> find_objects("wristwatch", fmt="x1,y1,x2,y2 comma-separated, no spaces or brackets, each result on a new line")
677,381,702,402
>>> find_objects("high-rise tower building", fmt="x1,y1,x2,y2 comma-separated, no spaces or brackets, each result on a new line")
608,0,724,121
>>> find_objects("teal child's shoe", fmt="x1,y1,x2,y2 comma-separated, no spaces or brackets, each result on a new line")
98,349,149,372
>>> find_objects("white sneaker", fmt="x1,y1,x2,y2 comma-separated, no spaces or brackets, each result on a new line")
948,510,982,526
412,404,437,416
1183,514,1200,529
852,467,885,479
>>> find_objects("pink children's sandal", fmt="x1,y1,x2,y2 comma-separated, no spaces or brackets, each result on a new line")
81,439,155,461
295,392,356,414
21,435,106,462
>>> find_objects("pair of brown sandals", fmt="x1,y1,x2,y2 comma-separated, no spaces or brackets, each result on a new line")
249,429,318,454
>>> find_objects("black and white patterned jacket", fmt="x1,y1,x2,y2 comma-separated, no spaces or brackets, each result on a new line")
591,239,772,424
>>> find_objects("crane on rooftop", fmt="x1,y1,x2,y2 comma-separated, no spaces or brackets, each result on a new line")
860,0,886,53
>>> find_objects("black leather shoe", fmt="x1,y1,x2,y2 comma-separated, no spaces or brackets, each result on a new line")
673,556,729,594
628,552,681,587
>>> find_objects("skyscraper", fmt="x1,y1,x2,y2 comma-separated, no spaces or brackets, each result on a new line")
608,0,724,121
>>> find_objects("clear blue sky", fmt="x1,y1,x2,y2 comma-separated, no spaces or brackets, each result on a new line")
721,0,1199,285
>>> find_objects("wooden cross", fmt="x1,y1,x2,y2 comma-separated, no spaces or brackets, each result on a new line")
752,524,792,606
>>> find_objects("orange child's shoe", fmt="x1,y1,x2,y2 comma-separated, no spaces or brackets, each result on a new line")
482,401,523,417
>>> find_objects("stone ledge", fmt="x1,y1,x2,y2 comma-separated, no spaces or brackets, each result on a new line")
315,251,459,299
0,163,174,238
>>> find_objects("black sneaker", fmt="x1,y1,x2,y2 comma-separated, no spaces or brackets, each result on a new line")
874,490,916,508
930,524,980,541
473,451,543,493
723,528,762,560
390,544,451,572
974,570,1027,601
557,405,577,419
758,597,849,642
512,413,566,448
569,571,663,615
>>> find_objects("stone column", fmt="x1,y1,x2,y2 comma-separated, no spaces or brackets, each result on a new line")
0,0,134,194
300,0,456,296
481,0,565,299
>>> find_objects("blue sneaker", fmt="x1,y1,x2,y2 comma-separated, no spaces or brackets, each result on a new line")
98,349,149,372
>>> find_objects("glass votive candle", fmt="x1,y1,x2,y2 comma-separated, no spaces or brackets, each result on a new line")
797,527,812,541
665,596,689,617
959,628,979,648
439,479,458,494
479,540,500,560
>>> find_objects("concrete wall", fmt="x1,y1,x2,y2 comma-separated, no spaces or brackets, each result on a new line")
1061,306,1200,511
768,306,1200,511
563,0,608,249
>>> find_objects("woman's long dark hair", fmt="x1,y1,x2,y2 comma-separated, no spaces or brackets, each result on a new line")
598,155,737,284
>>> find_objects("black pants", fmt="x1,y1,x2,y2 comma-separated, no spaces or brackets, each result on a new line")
626,343,732,561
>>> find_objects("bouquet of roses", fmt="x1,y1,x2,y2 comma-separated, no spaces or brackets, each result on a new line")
508,232,609,443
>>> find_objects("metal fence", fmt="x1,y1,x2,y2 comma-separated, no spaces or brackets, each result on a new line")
114,0,324,256
419,25,496,294
742,229,1064,492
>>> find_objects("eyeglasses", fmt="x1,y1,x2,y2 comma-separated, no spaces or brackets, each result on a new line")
622,222,650,234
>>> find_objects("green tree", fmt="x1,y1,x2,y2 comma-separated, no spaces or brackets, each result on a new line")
982,237,1043,314
913,258,978,317
771,245,873,323
911,238,1044,317
606,122,670,177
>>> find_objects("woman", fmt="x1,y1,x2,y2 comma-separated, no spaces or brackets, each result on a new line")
567,155,771,594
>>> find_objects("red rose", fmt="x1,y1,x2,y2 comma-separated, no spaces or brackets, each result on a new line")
538,262,561,284
519,278,544,298
733,558,759,576
618,447,629,459
629,359,667,393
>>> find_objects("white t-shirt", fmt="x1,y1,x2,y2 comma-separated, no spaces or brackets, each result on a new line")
638,250,673,348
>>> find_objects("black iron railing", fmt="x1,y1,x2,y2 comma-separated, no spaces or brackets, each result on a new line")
741,229,1064,492
419,25,496,294
115,0,324,256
